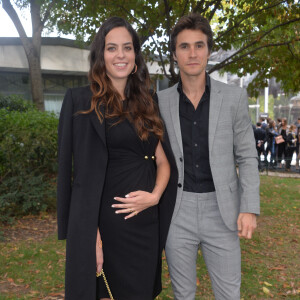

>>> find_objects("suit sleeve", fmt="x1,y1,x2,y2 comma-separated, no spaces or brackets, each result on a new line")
57,89,74,240
233,89,260,215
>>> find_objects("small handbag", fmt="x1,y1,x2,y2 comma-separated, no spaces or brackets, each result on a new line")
275,135,285,144
97,269,114,300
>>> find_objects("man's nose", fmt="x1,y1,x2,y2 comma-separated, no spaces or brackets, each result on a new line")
189,47,197,57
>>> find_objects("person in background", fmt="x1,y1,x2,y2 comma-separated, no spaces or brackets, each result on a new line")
267,120,278,168
277,118,282,129
254,122,266,171
285,124,298,171
296,117,300,170
277,118,287,168
259,117,267,130
264,118,272,167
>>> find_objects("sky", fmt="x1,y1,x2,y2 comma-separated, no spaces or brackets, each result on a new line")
0,6,32,37
0,6,73,39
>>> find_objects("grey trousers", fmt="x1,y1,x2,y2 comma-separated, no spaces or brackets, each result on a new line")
165,191,241,300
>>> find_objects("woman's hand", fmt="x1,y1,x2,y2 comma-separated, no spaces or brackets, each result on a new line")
112,141,170,220
96,230,103,274
112,190,160,220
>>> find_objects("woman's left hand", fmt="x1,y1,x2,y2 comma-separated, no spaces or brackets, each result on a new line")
112,191,159,220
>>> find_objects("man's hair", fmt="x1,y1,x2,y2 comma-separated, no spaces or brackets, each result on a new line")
256,122,261,127
171,13,213,54
290,124,296,131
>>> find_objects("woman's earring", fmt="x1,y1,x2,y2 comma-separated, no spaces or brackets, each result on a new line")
131,64,137,74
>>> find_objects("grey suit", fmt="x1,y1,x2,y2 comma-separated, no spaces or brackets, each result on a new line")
158,78,260,299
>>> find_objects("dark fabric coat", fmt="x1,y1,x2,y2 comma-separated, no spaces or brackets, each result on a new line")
57,85,178,300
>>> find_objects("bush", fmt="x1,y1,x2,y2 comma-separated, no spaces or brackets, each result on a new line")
0,108,58,178
0,173,56,223
0,94,35,112
0,104,59,223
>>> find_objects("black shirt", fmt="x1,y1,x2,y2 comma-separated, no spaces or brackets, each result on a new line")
178,73,215,193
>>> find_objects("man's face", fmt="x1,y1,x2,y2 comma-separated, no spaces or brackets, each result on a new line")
174,29,210,78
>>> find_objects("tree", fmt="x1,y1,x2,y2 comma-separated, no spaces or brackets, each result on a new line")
57,0,300,96
1,0,58,110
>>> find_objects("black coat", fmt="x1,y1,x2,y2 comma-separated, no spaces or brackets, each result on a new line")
57,86,178,299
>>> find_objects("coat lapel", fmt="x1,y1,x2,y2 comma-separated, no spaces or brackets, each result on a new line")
169,84,183,155
209,79,223,154
89,106,106,148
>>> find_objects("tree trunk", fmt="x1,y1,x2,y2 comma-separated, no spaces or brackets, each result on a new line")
2,0,45,110
27,51,44,111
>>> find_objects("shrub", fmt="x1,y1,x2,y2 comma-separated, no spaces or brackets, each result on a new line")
0,94,35,112
0,108,58,178
0,173,56,223
0,105,59,223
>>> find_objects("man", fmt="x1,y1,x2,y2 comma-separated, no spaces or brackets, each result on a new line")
259,117,268,130
157,14,260,300
254,122,266,171
296,117,300,170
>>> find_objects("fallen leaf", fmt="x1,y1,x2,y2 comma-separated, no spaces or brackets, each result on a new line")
264,281,272,286
263,286,270,294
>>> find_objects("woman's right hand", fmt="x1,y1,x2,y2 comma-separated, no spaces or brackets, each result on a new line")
96,230,103,274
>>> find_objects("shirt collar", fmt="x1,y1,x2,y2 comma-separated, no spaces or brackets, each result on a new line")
177,72,211,95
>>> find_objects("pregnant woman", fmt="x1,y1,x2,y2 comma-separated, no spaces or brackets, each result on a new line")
57,17,177,300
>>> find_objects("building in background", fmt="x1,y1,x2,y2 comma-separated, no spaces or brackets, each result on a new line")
0,37,226,113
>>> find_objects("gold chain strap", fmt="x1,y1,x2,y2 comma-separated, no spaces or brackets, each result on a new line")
96,269,114,300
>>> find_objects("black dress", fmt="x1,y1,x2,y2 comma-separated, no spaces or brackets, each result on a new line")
97,109,160,300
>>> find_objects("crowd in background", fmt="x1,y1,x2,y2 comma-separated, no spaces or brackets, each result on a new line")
253,117,300,172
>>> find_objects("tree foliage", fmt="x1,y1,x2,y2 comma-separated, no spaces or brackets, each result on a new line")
56,0,300,96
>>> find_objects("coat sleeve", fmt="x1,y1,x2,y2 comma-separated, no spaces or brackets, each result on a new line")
57,89,74,240
152,92,178,250
233,89,260,215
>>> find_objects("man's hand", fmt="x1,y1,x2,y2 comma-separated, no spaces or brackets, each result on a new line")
237,213,257,239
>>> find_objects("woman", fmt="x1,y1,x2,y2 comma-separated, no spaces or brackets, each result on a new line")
267,120,278,168
285,124,298,171
57,17,177,300
277,118,287,168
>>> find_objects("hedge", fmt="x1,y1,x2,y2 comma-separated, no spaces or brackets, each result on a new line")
0,96,58,223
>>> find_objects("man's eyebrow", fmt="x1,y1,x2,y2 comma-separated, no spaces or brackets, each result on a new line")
178,42,189,47
178,41,205,46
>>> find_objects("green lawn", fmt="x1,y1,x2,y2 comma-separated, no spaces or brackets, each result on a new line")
0,176,299,299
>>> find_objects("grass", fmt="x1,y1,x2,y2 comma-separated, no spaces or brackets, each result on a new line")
0,176,299,299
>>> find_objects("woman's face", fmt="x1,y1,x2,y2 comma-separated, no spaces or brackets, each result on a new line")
104,27,135,86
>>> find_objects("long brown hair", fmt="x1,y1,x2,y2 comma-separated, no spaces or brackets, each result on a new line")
85,17,163,141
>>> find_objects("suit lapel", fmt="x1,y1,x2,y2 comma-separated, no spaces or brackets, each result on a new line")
169,85,183,155
89,106,106,148
209,79,223,154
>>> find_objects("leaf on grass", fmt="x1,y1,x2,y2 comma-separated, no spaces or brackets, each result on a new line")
196,278,200,286
270,266,285,270
264,281,272,286
263,286,274,297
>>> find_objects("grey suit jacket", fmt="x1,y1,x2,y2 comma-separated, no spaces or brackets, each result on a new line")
157,78,260,231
